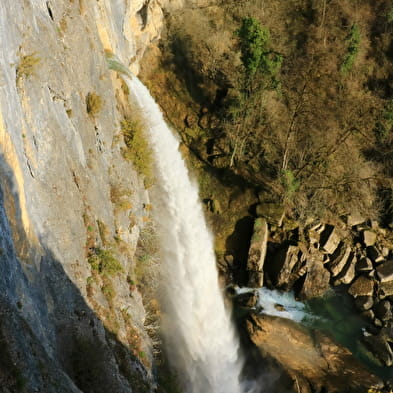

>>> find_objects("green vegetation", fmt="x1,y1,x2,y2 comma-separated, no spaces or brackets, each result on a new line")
340,24,360,74
236,17,270,79
375,99,393,143
282,169,300,199
88,247,123,276
121,118,154,188
16,53,40,82
86,92,103,116
236,17,282,89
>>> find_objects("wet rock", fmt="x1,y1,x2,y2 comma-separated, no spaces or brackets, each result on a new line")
320,225,340,255
246,313,382,392
247,218,268,287
374,318,383,327
363,333,393,366
233,291,258,309
374,300,392,321
376,260,393,282
355,296,374,311
356,257,373,272
348,276,375,297
363,230,377,247
362,309,375,321
274,303,286,311
255,202,285,226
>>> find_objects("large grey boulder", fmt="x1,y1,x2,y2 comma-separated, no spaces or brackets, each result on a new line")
319,225,340,255
380,281,393,298
267,245,303,289
298,252,330,300
348,276,375,297
246,313,383,393
374,300,392,321
376,260,393,282
333,254,357,285
328,244,351,277
355,296,374,311
356,257,373,272
363,325,393,367
363,230,377,247
247,218,268,287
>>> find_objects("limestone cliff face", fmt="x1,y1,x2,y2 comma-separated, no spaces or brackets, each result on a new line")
0,0,166,391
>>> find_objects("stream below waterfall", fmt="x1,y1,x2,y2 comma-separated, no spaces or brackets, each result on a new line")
257,286,393,379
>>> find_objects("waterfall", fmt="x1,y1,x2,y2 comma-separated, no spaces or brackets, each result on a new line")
127,76,243,393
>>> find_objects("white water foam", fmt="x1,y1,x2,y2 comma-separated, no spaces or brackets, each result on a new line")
127,76,243,393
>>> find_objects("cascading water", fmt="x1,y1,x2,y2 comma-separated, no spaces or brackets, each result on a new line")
127,76,243,393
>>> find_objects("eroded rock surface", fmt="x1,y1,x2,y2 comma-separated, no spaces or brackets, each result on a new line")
246,313,383,393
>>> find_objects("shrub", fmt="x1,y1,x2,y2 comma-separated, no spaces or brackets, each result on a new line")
121,118,154,188
88,248,123,276
86,92,103,116
340,24,360,74
375,99,393,143
236,17,282,88
16,53,40,82
282,169,300,199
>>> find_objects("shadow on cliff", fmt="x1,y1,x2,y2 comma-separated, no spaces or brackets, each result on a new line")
0,155,151,393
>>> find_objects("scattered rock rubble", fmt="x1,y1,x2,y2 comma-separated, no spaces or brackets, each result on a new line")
244,209,393,367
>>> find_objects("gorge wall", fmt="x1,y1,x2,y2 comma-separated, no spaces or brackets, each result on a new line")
0,0,170,391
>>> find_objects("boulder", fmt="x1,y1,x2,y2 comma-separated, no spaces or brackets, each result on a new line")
246,313,382,393
308,222,325,248
267,245,302,289
363,333,393,367
298,255,330,300
380,281,393,298
356,257,373,272
348,276,375,298
333,254,357,285
374,300,392,321
247,218,268,287
320,225,340,255
232,290,259,309
376,260,393,282
367,246,384,264
328,245,351,277
382,247,390,258
347,213,366,227
355,296,374,311
362,309,375,321
363,230,377,247
255,202,285,226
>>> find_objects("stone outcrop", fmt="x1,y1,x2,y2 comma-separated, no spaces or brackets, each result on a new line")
0,0,164,391
246,313,383,393
246,218,268,287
